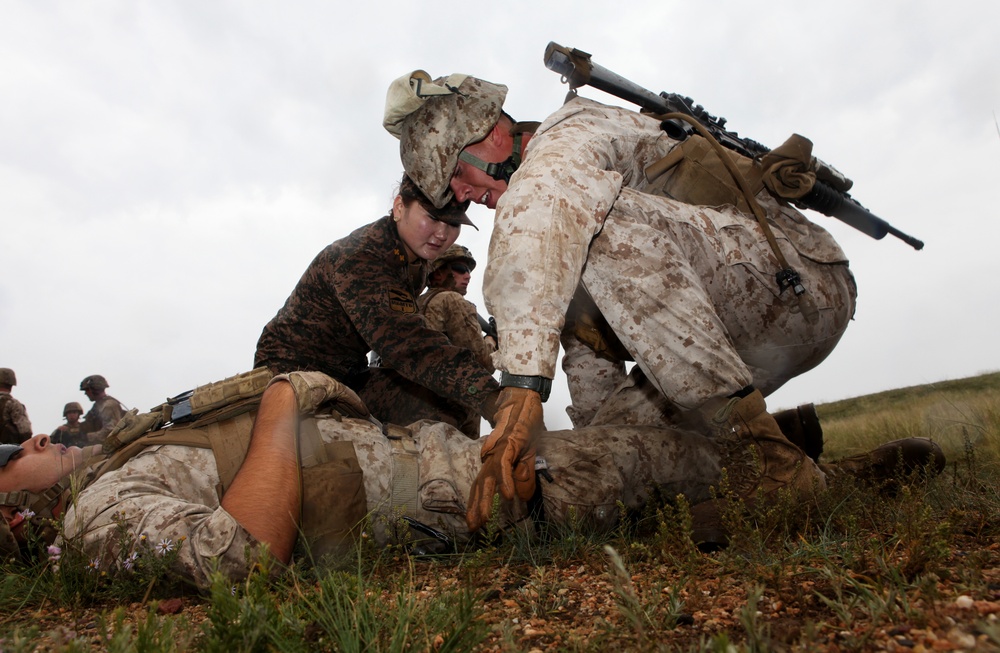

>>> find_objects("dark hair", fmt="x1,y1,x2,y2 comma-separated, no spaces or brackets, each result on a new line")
396,174,470,222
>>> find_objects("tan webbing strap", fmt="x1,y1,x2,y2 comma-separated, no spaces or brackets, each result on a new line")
297,417,328,468
387,425,419,517
203,412,256,495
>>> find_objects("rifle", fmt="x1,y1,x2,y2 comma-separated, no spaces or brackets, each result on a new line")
477,314,498,340
543,42,924,251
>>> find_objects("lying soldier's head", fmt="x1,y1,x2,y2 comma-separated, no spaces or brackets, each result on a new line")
0,436,89,558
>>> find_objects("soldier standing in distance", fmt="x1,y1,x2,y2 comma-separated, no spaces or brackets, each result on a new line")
51,402,87,447
79,375,126,446
0,368,32,445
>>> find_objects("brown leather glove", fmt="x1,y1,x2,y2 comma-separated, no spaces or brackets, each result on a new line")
466,387,544,532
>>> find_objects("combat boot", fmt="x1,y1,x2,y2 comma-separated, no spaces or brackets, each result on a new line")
690,388,826,549
820,437,945,493
771,403,824,463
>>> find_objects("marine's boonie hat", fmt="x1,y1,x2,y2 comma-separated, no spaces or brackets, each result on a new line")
430,244,477,275
384,71,507,209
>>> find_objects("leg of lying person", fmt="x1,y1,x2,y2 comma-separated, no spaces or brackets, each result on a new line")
531,425,722,531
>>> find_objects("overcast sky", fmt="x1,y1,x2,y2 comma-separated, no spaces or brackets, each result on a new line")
2,0,998,434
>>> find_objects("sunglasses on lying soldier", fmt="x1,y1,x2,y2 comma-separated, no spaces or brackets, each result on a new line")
449,263,472,275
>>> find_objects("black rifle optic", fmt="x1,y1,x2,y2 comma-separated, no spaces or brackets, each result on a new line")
543,42,924,251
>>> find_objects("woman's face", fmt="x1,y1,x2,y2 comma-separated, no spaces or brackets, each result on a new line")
394,196,461,262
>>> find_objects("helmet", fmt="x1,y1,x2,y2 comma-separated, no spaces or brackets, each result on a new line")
431,244,477,276
384,71,507,209
63,402,84,416
0,368,16,386
80,375,109,391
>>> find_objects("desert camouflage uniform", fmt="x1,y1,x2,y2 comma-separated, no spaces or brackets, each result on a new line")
418,288,496,372
0,392,32,444
64,416,720,587
81,395,126,446
417,287,497,437
255,216,499,428
485,97,856,416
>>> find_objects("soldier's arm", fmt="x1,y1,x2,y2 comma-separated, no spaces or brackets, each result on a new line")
9,401,32,442
221,381,300,564
432,293,496,372
484,113,627,380
337,258,499,412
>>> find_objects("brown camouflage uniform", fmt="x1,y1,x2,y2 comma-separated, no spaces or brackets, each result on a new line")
0,392,32,444
484,97,856,419
81,395,126,446
254,216,499,429
64,415,720,587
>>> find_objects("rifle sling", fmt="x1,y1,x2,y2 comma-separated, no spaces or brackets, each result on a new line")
646,112,819,323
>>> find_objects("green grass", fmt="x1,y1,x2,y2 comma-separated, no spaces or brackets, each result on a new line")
2,372,999,651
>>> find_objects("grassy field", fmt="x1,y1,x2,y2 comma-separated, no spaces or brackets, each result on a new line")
2,373,999,651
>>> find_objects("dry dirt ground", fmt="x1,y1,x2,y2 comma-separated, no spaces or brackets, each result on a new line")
13,535,1000,652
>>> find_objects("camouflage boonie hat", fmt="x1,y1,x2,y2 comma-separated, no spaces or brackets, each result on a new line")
384,71,507,209
0,368,15,386
63,402,84,416
431,244,477,275
80,375,109,391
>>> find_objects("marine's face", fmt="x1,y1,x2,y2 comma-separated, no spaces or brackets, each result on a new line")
0,435,84,494
394,197,461,262
448,263,472,295
449,138,509,209
65,411,82,425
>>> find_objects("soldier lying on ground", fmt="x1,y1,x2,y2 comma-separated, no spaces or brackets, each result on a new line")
0,371,944,588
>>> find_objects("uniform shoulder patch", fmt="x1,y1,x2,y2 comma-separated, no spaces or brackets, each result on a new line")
387,288,417,314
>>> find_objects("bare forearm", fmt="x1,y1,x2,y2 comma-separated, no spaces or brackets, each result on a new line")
221,382,300,563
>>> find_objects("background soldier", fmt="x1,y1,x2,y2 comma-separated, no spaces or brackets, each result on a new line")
0,368,32,445
51,402,86,447
79,375,126,446
418,244,497,437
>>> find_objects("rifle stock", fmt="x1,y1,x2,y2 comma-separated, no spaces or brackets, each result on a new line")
543,42,924,250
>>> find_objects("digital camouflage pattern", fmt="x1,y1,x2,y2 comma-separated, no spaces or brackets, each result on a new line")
254,215,499,422
81,395,126,445
418,288,496,371
483,96,856,412
416,287,497,437
0,392,32,445
65,411,720,587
